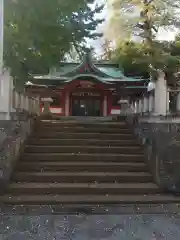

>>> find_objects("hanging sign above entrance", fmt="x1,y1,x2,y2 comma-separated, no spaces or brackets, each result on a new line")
77,81,96,89
72,92,101,97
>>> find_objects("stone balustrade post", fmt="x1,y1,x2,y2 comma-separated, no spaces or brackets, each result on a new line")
32,99,35,113
30,99,33,114
20,94,24,110
138,99,143,114
31,99,33,114
0,70,12,120
177,92,180,113
16,93,20,109
28,98,31,113
142,96,148,113
25,96,29,112
166,90,170,114
37,98,40,115
130,102,135,114
154,70,168,116
15,92,18,109
148,94,154,113
34,99,39,115
134,100,138,114
136,100,140,114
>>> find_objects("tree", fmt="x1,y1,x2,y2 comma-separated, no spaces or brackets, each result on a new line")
112,40,150,78
106,0,180,78
112,38,180,85
106,0,180,43
105,0,142,44
4,0,104,88
99,39,113,60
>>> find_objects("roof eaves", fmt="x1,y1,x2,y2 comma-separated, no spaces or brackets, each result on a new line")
64,74,112,84
123,86,147,89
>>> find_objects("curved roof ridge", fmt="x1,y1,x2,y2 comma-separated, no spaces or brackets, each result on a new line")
64,73,114,84
57,52,114,79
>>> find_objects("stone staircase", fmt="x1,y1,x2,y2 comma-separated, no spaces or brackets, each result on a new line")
0,119,180,208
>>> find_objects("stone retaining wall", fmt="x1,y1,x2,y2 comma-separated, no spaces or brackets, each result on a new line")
0,116,37,191
126,115,180,193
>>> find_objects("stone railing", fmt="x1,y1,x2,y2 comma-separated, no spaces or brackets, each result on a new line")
0,89,40,190
0,115,37,191
130,91,155,116
126,114,180,194
0,71,40,189
12,90,40,120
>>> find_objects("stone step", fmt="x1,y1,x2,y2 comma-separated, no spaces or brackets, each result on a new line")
37,127,132,134
16,162,147,172
0,194,179,205
28,138,141,147
1,119,170,209
21,153,145,162
39,121,127,128
33,132,135,140
40,116,115,121
12,171,152,183
24,145,144,154
6,182,160,195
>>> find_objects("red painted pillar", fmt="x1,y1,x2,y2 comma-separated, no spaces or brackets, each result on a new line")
103,93,108,116
65,91,70,116
69,93,72,116
61,91,65,116
107,91,112,115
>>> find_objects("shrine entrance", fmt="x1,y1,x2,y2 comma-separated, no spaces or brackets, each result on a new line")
71,93,102,116
68,79,104,117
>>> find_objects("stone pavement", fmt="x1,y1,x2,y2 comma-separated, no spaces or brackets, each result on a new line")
0,213,180,239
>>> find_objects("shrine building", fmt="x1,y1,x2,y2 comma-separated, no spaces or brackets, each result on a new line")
25,52,149,116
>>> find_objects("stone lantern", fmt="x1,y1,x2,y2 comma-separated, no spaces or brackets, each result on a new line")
118,99,129,115
41,97,53,116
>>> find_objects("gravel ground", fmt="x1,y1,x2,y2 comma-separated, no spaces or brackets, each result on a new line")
0,213,180,239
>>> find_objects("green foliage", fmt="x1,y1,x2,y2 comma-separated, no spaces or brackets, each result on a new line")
4,0,103,87
112,41,150,77
106,0,180,82
112,39,180,83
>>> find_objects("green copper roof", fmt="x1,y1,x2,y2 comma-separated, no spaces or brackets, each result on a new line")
55,64,77,75
97,66,146,82
97,67,125,79
32,52,149,84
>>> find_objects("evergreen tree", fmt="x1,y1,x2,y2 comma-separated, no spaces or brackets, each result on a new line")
4,0,104,86
106,0,180,77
